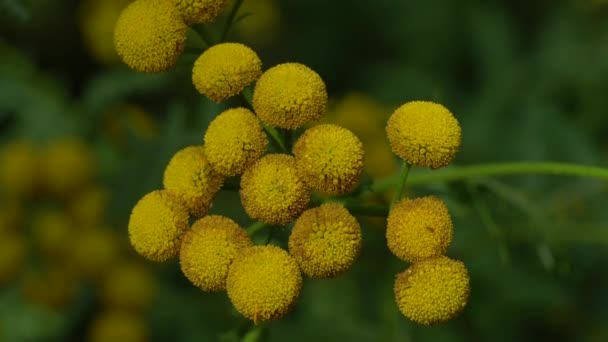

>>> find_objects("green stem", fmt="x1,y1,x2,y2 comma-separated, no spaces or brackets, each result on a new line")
221,0,246,42
246,221,268,236
343,202,389,217
390,162,412,207
241,87,288,153
192,24,215,46
372,162,608,193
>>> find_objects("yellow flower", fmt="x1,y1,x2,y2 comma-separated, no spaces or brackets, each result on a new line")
0,200,23,233
68,186,108,228
180,215,252,291
233,0,281,46
79,0,130,64
0,233,27,284
240,154,310,225
386,196,453,263
386,101,461,169
31,209,73,259
294,124,364,195
22,267,78,309
0,140,39,197
288,203,362,278
128,190,190,262
89,311,147,342
175,0,229,24
204,108,268,176
253,63,327,129
104,104,159,146
394,256,470,325
70,227,121,279
192,43,262,102
226,245,302,323
114,0,187,73
163,146,224,217
102,262,157,312
43,138,95,196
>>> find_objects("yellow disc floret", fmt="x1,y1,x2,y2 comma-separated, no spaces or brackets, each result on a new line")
294,124,364,195
163,146,224,217
204,108,268,176
114,0,187,73
102,262,157,312
386,196,453,263
192,43,262,102
288,203,362,278
386,101,461,169
240,154,310,225
0,140,39,197
180,215,252,291
175,0,229,24
89,311,147,342
394,256,470,325
128,190,189,262
226,245,302,323
43,138,95,196
253,63,327,129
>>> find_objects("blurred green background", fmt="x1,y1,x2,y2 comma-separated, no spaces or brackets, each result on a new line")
1,0,608,341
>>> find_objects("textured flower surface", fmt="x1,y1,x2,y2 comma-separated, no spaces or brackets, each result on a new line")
204,108,268,176
175,0,229,24
226,245,302,323
386,101,461,169
102,262,156,312
386,196,453,262
114,0,187,73
0,140,39,197
253,63,327,129
180,215,252,291
89,311,147,342
294,124,364,194
163,146,224,217
394,256,470,325
44,138,95,196
289,203,362,278
192,43,262,102
240,154,310,225
128,190,189,262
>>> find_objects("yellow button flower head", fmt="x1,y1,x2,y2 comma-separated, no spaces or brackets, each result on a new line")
289,203,362,278
386,101,461,169
227,245,302,323
175,0,229,24
44,138,95,196
102,262,157,312
294,124,364,195
0,140,39,197
240,154,310,225
386,196,453,263
204,108,268,176
394,256,470,325
192,43,262,102
0,233,27,284
163,146,224,217
114,0,187,73
79,0,130,64
128,190,189,262
89,311,147,342
180,215,252,291
253,63,328,129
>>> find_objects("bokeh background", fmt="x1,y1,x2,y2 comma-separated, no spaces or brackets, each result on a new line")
1,0,608,341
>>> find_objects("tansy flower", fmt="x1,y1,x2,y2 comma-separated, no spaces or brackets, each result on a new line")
253,63,327,129
192,43,262,102
79,0,130,64
70,228,121,279
102,262,157,312
0,233,27,284
288,203,362,278
204,108,268,176
69,186,108,228
294,124,364,195
128,190,189,262
180,215,252,291
175,0,229,24
0,140,39,197
234,0,281,46
163,146,224,217
114,0,187,73
31,210,73,259
89,311,147,342
240,154,310,225
394,256,470,325
43,138,95,196
386,101,461,169
226,245,302,323
386,196,453,263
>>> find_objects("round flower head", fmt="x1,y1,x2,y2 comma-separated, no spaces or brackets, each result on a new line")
253,63,328,129
386,101,461,169
227,245,302,323
394,256,470,325
0,140,39,197
175,0,229,24
69,186,108,228
128,190,189,262
180,215,252,291
44,138,95,196
192,43,262,102
204,108,268,176
102,262,157,312
79,0,130,65
289,203,362,278
70,228,120,279
240,154,310,225
31,210,73,259
163,146,224,217
89,311,147,342
386,196,453,262
114,0,187,73
294,124,364,195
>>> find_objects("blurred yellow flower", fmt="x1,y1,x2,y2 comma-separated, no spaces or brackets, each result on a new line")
102,262,157,312
0,200,23,232
104,104,159,146
0,233,27,284
175,0,229,24
22,267,78,309
79,0,130,64
89,311,147,342
234,0,281,46
69,186,109,229
43,138,95,196
31,209,73,259
0,140,39,197
70,227,121,279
